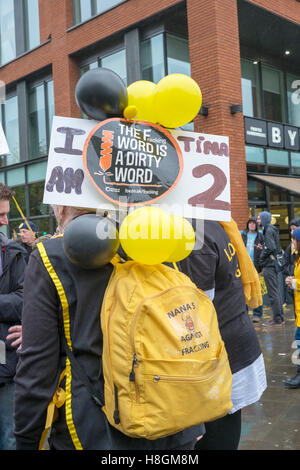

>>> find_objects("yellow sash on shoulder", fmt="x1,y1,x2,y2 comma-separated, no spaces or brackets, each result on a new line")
219,218,263,309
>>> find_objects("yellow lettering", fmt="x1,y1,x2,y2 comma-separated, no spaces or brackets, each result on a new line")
224,242,236,262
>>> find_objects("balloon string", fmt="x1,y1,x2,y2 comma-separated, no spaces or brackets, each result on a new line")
173,262,179,271
12,195,35,237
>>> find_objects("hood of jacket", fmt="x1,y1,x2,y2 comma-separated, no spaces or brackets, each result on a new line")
290,218,300,228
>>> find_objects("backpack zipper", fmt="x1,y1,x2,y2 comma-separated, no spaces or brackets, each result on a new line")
152,369,218,383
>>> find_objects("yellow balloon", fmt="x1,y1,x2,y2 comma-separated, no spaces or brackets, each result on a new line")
166,216,196,262
123,105,137,120
119,206,177,265
153,74,202,128
127,80,157,123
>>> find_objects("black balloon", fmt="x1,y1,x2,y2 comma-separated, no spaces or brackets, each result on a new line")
75,68,128,121
63,214,119,269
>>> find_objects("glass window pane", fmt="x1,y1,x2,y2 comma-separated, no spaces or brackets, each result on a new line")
166,34,190,76
266,148,289,166
46,80,55,135
241,59,261,118
248,178,265,201
291,152,300,175
291,152,300,167
4,96,20,165
141,34,165,83
29,181,48,217
262,65,285,122
287,74,300,127
24,0,40,51
74,0,92,24
95,0,124,14
0,171,4,183
8,184,26,219
245,145,264,164
269,205,290,249
7,167,25,186
80,61,98,76
101,50,127,85
269,188,288,202
0,0,16,65
27,162,47,183
0,105,6,167
294,205,300,219
28,84,47,159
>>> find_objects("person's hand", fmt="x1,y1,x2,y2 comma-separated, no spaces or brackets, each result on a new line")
6,325,22,350
196,435,203,441
285,276,294,288
256,243,263,250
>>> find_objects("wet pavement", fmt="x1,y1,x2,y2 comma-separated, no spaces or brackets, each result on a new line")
239,304,300,450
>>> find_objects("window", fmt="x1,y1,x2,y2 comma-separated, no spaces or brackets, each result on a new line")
141,32,192,129
0,0,16,65
266,148,289,174
79,49,127,99
241,59,262,118
6,161,54,237
141,34,165,83
166,34,190,76
102,49,127,84
1,95,20,165
245,146,264,164
27,161,48,217
269,188,289,202
80,60,99,76
73,0,125,25
28,79,54,160
0,0,40,66
24,0,40,51
262,65,286,123
266,148,289,166
291,152,300,175
248,178,265,201
141,33,191,84
287,73,300,127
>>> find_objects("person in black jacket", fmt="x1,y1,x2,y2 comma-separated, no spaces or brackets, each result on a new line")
14,205,204,450
257,211,284,326
179,220,266,450
0,183,26,450
241,217,264,323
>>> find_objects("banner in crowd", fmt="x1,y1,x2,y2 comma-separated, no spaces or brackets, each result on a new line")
43,116,231,221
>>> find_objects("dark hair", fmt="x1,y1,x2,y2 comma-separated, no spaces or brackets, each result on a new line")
0,183,14,201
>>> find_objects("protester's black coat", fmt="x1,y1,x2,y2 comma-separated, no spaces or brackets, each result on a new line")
259,223,281,269
0,233,26,384
179,221,261,375
14,236,204,450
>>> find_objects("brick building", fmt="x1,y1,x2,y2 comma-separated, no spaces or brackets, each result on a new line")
0,0,300,247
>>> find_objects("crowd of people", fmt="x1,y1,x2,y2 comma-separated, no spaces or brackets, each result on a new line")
0,180,299,451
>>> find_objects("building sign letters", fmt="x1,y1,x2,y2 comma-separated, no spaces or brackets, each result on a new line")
245,116,300,151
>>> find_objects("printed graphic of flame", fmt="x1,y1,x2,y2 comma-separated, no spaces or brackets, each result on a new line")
99,130,114,172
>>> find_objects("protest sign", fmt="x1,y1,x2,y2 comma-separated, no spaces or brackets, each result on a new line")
44,116,231,221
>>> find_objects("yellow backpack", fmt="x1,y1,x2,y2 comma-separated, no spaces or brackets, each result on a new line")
101,261,233,440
